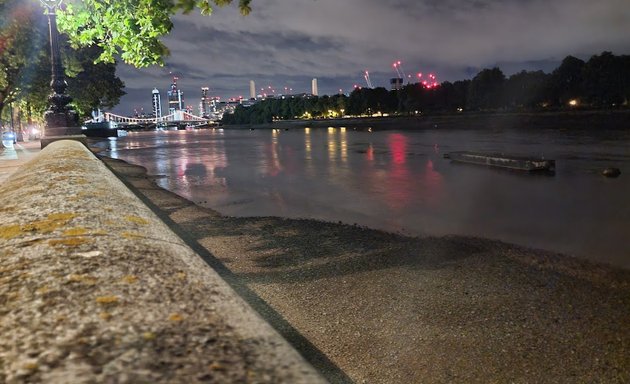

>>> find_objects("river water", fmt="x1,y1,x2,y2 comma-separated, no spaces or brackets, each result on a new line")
102,125,630,268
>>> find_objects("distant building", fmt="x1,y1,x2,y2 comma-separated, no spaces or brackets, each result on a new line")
390,77,403,91
312,78,318,96
151,88,162,120
167,77,184,113
199,87,209,117
250,80,256,100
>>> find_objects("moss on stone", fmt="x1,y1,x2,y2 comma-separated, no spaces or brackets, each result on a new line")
121,275,139,284
95,296,119,305
0,224,23,239
99,312,112,321
67,274,98,285
125,215,150,225
63,227,88,236
121,231,144,239
48,237,91,247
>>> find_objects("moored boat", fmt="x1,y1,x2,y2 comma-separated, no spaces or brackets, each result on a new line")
445,151,555,172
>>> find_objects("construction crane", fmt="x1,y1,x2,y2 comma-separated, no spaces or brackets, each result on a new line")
393,60,407,81
363,70,373,88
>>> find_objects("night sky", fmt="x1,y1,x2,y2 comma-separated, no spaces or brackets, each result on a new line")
113,0,630,115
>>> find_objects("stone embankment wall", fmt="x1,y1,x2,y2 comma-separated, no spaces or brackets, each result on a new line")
0,140,325,383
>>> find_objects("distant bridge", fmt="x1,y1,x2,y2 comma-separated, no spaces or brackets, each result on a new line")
85,111,217,131
103,111,212,125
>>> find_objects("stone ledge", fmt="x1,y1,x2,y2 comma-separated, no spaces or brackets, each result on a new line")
40,134,87,149
0,140,325,383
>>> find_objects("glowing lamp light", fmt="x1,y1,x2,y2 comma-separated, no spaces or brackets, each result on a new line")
39,0,63,9
569,99,578,106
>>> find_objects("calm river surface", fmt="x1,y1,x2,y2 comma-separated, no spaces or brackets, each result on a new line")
102,125,630,268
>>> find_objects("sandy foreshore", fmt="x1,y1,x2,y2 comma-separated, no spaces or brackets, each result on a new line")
104,156,630,383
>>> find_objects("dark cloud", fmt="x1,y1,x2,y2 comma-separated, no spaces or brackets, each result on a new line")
113,0,630,115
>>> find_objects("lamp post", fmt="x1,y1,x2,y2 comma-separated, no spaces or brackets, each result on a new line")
39,0,80,143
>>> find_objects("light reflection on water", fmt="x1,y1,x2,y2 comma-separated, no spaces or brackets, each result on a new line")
103,127,630,269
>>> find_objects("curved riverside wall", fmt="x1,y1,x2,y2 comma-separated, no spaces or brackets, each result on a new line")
0,140,325,383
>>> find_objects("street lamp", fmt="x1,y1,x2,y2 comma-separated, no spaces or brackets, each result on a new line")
39,0,80,142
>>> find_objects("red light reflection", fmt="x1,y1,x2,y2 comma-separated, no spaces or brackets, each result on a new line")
386,133,411,210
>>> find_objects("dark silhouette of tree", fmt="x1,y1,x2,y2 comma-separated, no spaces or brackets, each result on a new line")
467,67,506,110
504,70,550,109
582,52,627,107
547,55,585,106
347,88,369,116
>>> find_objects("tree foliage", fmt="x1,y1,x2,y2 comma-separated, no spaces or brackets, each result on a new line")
467,68,506,110
0,1,46,120
547,55,585,105
65,45,126,117
503,70,549,109
0,0,126,123
581,52,629,107
58,0,252,67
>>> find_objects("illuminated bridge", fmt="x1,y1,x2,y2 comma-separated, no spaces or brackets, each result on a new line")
86,111,216,131
105,110,215,126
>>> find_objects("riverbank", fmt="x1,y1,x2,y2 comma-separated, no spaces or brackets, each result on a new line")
105,155,630,383
227,109,630,131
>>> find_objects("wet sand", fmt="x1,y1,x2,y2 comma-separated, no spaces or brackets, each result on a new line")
104,156,630,384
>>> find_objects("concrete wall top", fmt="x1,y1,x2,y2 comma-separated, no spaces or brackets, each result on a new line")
0,140,325,383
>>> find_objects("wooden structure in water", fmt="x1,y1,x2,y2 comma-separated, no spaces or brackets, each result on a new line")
445,151,555,172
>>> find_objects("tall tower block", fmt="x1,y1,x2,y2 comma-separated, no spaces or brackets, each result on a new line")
250,80,256,99
390,78,403,91
312,78,318,96
200,87,209,117
167,76,184,113
151,88,162,121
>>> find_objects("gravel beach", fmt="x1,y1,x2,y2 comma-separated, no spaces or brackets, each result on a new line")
105,156,630,384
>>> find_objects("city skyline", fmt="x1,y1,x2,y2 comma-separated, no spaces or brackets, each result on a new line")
112,0,630,115
132,77,321,119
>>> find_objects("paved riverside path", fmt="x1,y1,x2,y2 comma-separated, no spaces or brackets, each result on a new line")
0,140,325,383
0,140,41,183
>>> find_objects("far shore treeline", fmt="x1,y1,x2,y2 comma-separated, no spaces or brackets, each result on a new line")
222,52,630,125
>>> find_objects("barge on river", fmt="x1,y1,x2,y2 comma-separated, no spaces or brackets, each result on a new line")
445,151,555,172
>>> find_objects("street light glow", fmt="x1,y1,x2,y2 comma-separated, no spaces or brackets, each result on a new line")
38,0,63,10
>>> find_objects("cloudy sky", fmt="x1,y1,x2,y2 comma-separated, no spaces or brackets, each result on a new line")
113,0,630,115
